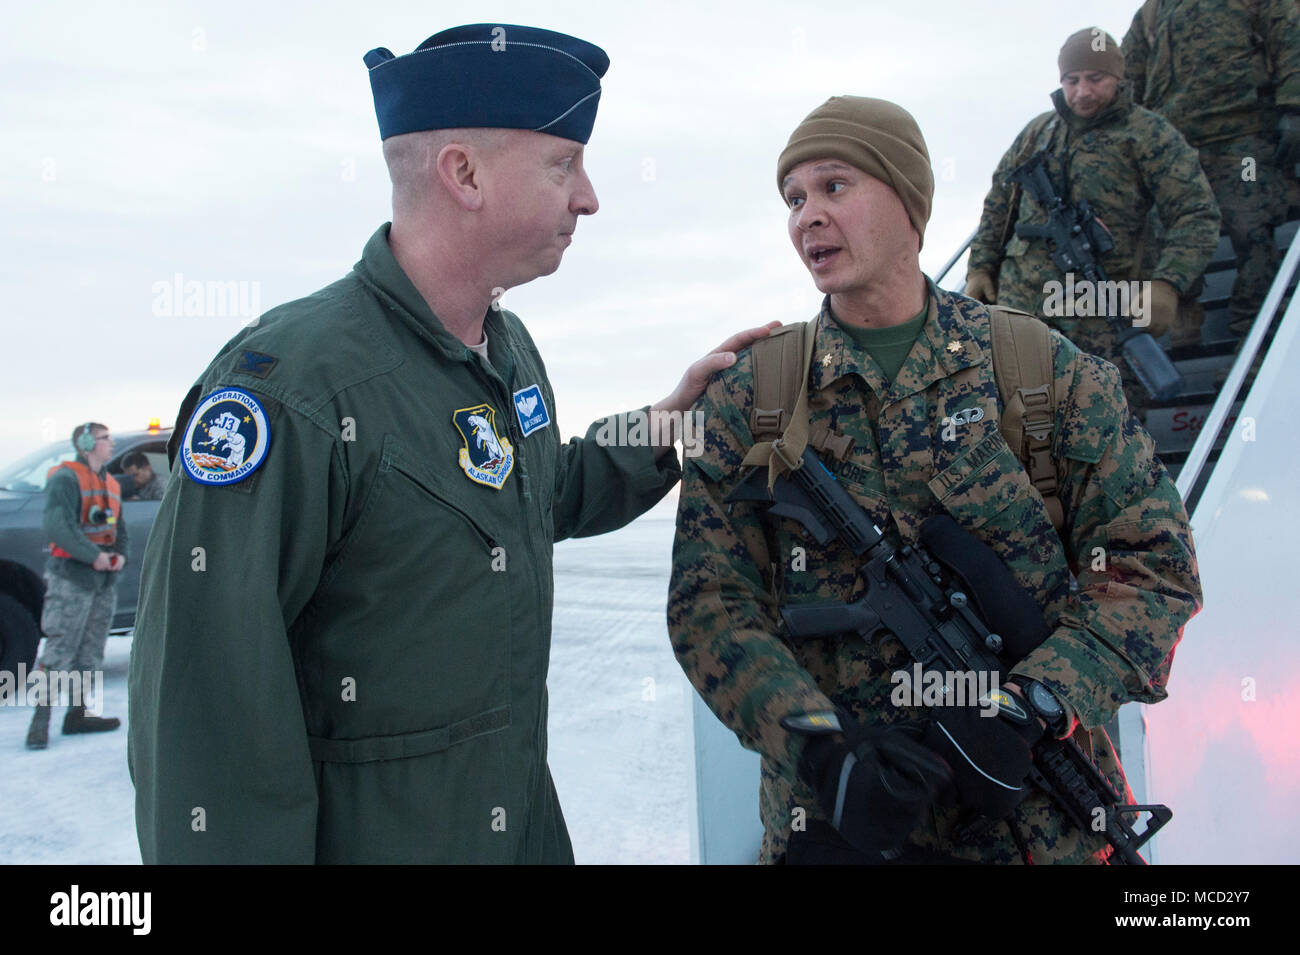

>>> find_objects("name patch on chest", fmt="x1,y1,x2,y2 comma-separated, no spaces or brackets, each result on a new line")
512,384,551,437
828,457,880,492
453,404,515,489
931,430,1007,498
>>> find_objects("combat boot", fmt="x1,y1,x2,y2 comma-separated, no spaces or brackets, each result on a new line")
62,704,120,734
25,704,51,749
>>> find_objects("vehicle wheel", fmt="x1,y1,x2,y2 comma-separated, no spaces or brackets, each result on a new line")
0,593,41,678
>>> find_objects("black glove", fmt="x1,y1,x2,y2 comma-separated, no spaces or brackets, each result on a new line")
1277,113,1300,172
922,704,1041,819
789,717,951,859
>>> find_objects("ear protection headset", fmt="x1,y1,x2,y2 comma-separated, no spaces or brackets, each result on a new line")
74,422,97,454
73,423,115,524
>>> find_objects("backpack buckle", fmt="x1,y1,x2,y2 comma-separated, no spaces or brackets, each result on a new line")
753,409,786,435
1019,385,1053,442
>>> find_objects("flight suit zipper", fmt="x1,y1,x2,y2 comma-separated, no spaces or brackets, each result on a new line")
471,357,551,835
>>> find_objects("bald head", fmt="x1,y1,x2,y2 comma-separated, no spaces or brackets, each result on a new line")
383,128,515,216
383,125,598,334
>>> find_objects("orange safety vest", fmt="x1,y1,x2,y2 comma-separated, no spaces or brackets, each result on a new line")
46,459,121,557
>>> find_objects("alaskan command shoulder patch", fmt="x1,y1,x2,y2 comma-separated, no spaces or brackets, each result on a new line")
180,388,272,486
512,384,551,437
452,404,515,489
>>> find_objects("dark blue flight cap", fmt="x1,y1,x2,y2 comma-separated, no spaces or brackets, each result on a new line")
363,24,610,144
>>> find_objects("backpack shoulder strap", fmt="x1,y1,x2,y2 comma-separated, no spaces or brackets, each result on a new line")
747,322,809,438
741,320,819,492
988,306,1065,535
740,308,1066,536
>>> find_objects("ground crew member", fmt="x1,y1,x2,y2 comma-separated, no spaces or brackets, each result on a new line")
26,422,127,749
127,23,772,863
1124,0,1300,335
667,96,1202,863
121,451,165,501
967,28,1219,419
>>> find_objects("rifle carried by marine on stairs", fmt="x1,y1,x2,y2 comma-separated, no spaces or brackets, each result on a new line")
1007,150,1184,402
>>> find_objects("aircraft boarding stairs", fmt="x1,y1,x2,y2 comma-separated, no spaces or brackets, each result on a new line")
1148,220,1298,510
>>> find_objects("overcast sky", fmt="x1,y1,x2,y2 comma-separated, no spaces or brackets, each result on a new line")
0,0,1152,462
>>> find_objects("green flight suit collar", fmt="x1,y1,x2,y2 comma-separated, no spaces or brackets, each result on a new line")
353,223,508,371
1051,80,1135,133
809,277,986,405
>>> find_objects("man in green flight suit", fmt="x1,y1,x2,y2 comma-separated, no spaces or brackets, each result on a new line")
966,27,1220,421
667,96,1202,864
127,24,772,864
1123,0,1300,335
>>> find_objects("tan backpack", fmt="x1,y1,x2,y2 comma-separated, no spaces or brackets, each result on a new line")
740,307,1065,535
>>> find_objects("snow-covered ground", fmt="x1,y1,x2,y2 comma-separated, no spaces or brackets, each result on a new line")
1,635,138,864
0,499,695,864
547,502,694,864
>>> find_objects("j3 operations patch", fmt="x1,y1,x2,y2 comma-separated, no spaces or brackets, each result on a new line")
180,388,271,486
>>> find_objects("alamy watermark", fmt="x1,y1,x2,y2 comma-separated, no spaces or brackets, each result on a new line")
890,663,1001,716
594,409,705,458
0,664,104,712
1042,274,1152,327
151,272,261,321
49,885,150,935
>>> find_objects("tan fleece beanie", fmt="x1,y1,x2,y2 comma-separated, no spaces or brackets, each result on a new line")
1059,27,1124,78
776,96,933,249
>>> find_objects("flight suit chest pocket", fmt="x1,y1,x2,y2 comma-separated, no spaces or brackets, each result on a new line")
381,440,511,720
385,442,501,552
313,434,511,733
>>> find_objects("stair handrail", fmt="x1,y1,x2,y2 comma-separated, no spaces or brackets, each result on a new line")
933,228,979,286
1175,226,1300,502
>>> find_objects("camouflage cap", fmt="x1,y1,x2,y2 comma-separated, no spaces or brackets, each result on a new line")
1059,27,1124,79
776,96,934,249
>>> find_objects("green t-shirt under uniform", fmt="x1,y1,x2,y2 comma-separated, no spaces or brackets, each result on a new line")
831,299,929,385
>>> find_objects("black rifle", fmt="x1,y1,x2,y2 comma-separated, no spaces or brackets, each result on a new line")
727,447,1172,864
1006,151,1184,402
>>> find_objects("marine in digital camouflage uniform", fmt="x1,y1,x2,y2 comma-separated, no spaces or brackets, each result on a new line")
1124,0,1300,333
968,28,1220,419
667,96,1202,864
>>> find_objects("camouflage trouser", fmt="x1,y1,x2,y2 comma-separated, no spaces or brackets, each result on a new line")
1196,134,1286,332
37,571,116,675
